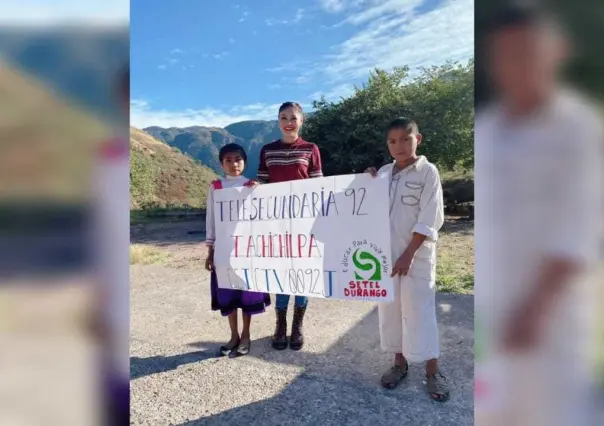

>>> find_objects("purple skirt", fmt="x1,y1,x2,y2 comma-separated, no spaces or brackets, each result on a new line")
210,271,271,316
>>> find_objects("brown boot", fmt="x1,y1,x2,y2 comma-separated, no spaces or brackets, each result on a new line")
289,306,306,351
272,308,288,350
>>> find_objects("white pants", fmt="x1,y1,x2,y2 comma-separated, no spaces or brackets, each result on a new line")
378,261,440,363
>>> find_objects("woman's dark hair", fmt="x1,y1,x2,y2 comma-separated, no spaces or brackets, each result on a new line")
278,102,303,115
219,143,247,163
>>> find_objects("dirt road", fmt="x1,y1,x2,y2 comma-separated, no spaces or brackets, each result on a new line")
130,221,474,425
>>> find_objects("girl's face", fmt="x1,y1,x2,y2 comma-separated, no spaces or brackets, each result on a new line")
221,151,245,176
387,128,422,163
278,107,303,137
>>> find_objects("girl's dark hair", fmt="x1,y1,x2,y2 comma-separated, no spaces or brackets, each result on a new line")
219,143,247,163
387,117,419,135
278,102,303,114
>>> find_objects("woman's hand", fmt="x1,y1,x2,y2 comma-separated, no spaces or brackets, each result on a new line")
364,167,378,177
245,179,259,188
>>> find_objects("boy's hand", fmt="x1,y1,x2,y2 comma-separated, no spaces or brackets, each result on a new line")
391,249,414,277
502,301,546,352
364,167,378,177
245,179,259,188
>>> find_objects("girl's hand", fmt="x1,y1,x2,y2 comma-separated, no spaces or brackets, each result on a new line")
205,256,214,271
245,179,259,188
365,167,378,177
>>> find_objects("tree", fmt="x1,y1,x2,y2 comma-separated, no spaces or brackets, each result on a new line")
302,61,474,176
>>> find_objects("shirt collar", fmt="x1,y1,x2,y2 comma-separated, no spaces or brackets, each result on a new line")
391,155,427,174
224,174,246,181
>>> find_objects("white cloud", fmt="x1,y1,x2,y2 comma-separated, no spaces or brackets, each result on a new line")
239,11,250,22
212,51,229,60
308,83,356,102
266,8,305,26
315,0,473,83
158,64,167,70
170,48,184,54
265,60,310,73
0,0,129,25
130,99,283,128
229,37,236,44
317,0,346,13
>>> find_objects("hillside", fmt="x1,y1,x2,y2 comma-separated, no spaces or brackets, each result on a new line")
144,120,280,178
130,127,217,209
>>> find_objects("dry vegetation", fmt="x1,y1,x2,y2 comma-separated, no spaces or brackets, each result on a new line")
129,244,171,265
130,127,217,210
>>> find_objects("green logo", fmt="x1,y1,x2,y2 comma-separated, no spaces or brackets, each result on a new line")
352,249,382,280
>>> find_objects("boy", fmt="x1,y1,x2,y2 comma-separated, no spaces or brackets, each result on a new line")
475,4,602,425
366,117,449,402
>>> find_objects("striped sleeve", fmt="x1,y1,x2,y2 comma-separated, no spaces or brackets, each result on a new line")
204,184,216,247
257,145,269,183
309,144,323,178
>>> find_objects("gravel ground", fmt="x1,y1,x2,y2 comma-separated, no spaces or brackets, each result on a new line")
131,263,474,425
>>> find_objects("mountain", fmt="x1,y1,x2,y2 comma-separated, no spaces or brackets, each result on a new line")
0,28,129,124
144,120,281,177
130,127,218,209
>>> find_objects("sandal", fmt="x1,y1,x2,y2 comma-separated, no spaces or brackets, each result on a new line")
230,340,251,358
381,360,409,389
219,339,239,356
426,372,450,402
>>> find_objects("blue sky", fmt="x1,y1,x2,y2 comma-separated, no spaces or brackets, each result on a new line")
131,0,473,128
0,1,129,122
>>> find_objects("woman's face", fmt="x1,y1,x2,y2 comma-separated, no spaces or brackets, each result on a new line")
278,107,303,137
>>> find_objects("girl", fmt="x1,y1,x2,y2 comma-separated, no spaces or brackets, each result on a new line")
205,143,271,357
257,102,323,351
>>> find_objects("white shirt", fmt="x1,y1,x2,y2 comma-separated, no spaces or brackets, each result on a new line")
475,88,603,358
378,156,444,264
92,136,129,378
205,175,249,247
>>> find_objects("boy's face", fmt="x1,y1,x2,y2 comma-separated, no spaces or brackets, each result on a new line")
489,23,564,105
221,152,245,176
278,107,303,137
387,128,422,163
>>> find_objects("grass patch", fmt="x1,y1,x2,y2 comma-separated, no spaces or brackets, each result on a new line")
440,168,474,185
130,207,205,225
435,221,474,294
130,244,170,265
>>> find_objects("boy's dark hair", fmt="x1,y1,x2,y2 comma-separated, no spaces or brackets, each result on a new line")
387,117,419,135
278,102,303,115
219,143,247,163
487,2,555,34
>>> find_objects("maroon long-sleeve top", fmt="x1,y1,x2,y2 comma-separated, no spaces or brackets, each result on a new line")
257,137,323,183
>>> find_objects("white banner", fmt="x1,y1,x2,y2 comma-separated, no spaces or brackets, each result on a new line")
213,173,393,302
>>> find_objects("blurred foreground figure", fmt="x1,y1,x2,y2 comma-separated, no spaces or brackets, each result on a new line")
475,3,603,426
92,66,130,425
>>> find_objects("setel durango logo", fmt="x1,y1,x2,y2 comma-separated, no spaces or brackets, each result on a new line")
341,240,389,298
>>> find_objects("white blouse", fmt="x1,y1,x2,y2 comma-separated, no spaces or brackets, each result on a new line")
204,175,249,247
